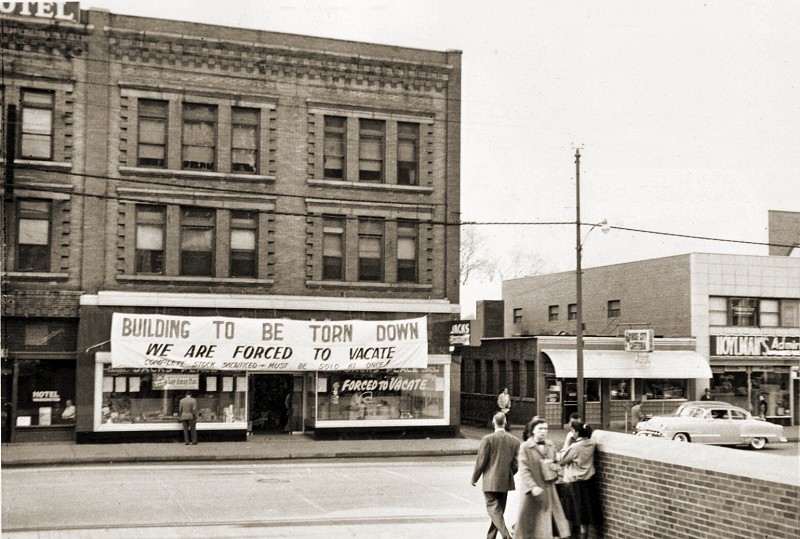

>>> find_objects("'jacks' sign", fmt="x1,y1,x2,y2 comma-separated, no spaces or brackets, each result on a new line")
111,313,429,372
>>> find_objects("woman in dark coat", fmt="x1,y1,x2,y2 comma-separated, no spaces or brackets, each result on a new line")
515,418,571,539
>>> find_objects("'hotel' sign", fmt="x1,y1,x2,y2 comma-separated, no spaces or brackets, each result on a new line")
0,2,80,22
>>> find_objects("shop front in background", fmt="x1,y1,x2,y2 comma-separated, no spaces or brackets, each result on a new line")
86,313,439,440
94,353,249,439
307,356,451,431
540,341,711,430
708,334,799,426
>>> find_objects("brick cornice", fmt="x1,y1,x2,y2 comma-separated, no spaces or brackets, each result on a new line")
104,26,452,93
0,16,89,57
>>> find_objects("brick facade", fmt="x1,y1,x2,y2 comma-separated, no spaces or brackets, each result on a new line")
592,431,800,539
2,9,461,442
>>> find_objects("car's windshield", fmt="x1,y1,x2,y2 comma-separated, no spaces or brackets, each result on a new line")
675,405,698,417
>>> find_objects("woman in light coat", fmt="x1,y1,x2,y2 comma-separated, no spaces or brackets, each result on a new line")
515,418,571,539
557,421,604,538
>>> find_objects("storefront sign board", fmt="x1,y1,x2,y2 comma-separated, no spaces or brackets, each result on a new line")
111,313,429,371
710,335,800,357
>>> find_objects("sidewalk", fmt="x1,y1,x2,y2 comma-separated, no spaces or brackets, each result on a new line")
2,424,795,468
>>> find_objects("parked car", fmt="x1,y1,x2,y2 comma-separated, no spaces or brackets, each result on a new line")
635,401,788,449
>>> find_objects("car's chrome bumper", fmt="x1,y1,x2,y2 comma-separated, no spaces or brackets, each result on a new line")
635,429,664,438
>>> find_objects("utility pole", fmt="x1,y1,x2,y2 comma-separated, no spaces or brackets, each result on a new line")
575,148,585,422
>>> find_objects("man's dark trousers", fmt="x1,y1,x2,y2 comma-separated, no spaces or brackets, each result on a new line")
484,491,511,539
182,418,197,444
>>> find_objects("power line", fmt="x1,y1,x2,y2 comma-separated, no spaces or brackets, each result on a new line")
8,181,799,250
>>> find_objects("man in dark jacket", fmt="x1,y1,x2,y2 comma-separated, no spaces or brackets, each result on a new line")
179,391,198,445
472,412,521,539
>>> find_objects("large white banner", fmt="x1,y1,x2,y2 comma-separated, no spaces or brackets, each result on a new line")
110,313,428,372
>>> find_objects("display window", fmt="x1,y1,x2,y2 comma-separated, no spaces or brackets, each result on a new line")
643,379,686,400
610,379,632,400
14,359,75,427
710,369,791,419
311,364,450,427
94,356,246,430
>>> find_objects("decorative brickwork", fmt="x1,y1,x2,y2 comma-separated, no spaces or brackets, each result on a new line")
2,291,82,317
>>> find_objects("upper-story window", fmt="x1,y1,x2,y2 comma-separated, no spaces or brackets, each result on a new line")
730,298,758,326
513,308,523,324
358,218,384,281
230,211,257,277
397,122,419,186
607,300,621,318
322,216,344,280
231,108,259,174
16,199,50,271
359,119,385,182
182,104,217,171
180,207,215,276
323,116,346,180
137,99,168,168
20,89,54,160
548,305,559,321
396,220,418,283
135,205,165,274
568,303,577,321
710,296,799,327
780,299,799,327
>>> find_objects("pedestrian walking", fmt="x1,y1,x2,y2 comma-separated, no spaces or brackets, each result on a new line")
557,421,604,539
700,388,714,401
630,400,643,431
472,412,522,539
179,391,198,445
515,418,571,539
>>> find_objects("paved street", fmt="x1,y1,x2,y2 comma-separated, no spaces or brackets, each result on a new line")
2,457,505,539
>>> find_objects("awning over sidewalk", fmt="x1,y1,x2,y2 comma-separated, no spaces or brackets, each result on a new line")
542,349,712,379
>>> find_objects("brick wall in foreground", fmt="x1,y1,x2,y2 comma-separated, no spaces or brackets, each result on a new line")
592,431,799,539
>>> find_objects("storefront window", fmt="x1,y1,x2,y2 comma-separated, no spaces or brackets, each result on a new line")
642,379,686,400
545,376,560,404
751,371,790,418
710,371,748,409
315,366,448,424
100,366,246,425
15,360,75,426
610,379,632,400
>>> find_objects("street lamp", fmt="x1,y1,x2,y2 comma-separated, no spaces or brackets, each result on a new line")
574,148,609,421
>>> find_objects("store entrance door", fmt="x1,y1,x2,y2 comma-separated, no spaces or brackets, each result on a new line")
249,374,292,434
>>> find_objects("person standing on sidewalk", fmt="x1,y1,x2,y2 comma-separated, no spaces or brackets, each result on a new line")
472,412,521,539
179,391,198,445
497,388,512,414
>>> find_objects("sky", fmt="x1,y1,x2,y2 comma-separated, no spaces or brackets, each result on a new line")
85,0,800,316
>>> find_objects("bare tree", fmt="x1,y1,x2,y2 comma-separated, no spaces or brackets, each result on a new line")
460,225,494,285
495,247,550,280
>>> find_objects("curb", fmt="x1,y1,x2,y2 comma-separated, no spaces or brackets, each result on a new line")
1,448,480,468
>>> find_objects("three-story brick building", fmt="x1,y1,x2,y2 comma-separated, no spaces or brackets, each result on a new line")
2,7,461,442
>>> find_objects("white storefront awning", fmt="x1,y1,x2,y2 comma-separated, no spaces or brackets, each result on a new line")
542,349,712,379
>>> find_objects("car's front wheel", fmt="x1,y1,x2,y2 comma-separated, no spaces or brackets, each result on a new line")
672,433,691,442
748,437,766,450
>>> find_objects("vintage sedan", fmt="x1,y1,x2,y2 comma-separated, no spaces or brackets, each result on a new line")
635,401,788,449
